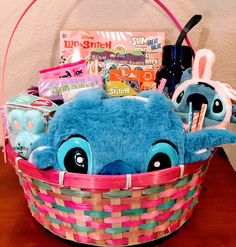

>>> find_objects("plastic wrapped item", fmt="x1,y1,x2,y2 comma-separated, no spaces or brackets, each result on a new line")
38,75,103,101
6,94,58,158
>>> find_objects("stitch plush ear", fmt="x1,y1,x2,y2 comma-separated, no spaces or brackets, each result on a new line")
73,88,109,109
192,49,215,80
8,109,26,132
25,110,46,134
180,67,192,83
185,129,236,153
29,146,57,169
138,90,172,111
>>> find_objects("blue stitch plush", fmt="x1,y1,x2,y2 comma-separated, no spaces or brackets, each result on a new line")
172,49,236,129
29,88,236,175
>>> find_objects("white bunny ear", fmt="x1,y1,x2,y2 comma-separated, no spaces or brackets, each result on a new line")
192,49,215,80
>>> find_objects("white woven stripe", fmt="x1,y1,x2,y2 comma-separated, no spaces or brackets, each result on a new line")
15,157,22,172
59,171,66,186
126,174,132,189
179,165,185,178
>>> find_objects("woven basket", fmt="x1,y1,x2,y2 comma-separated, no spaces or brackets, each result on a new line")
0,1,207,246
6,141,209,246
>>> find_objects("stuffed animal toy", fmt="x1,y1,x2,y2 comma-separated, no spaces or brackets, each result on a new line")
29,88,236,175
8,109,45,158
172,49,236,130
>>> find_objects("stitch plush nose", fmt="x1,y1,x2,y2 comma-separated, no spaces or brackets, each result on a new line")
99,160,138,175
187,93,208,111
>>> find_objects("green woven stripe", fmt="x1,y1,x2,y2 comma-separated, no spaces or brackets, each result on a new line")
61,189,91,198
173,175,193,188
190,199,198,208
168,210,183,221
32,179,52,190
32,193,44,203
122,208,147,216
30,204,39,213
46,215,63,224
105,227,129,234
19,178,23,188
143,185,165,195
52,204,74,213
185,187,197,199
139,221,158,230
201,164,208,173
157,200,176,210
85,210,111,218
103,190,131,198
72,224,94,232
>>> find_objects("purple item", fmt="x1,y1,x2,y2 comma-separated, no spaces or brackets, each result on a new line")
38,75,103,101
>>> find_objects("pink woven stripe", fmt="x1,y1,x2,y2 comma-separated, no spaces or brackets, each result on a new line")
106,238,128,246
6,144,208,190
155,211,173,221
21,180,31,190
123,219,146,227
34,214,43,225
189,174,204,186
171,187,190,199
89,232,111,241
103,204,130,212
87,221,112,229
74,235,95,244
36,204,49,215
139,233,158,243
168,221,180,232
69,213,93,223
50,226,66,237
182,200,193,209
159,188,178,198
181,209,192,220
35,203,59,215
104,216,130,224
141,210,160,220
64,201,92,210
56,214,77,224
141,198,163,208
38,192,56,203
170,200,186,211
24,190,35,201
154,221,170,232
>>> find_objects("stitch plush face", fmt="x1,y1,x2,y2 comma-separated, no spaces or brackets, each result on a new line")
29,88,236,175
172,49,236,129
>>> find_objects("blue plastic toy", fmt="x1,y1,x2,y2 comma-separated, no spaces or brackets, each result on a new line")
8,109,45,158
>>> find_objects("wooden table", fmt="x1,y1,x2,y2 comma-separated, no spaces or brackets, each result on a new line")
0,149,235,247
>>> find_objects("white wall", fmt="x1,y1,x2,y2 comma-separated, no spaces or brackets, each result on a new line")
0,0,235,168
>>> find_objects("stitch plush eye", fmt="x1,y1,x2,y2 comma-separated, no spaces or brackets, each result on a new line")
146,141,178,172
176,91,184,104
213,99,223,113
57,137,92,174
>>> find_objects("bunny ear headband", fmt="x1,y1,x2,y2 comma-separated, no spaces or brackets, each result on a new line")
172,49,236,129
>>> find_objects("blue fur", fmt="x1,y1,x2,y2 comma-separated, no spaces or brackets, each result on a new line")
177,68,236,127
30,88,236,174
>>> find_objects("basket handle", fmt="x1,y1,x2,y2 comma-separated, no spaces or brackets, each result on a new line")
0,0,193,161
0,0,193,107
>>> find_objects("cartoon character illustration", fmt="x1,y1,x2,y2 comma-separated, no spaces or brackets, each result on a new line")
28,88,236,175
172,49,236,129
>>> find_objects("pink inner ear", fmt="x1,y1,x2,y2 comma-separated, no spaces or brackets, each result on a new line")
199,56,207,78
27,120,33,131
13,120,20,130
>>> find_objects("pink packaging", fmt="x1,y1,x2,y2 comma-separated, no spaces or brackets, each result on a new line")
60,31,165,70
38,75,103,101
39,59,88,80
